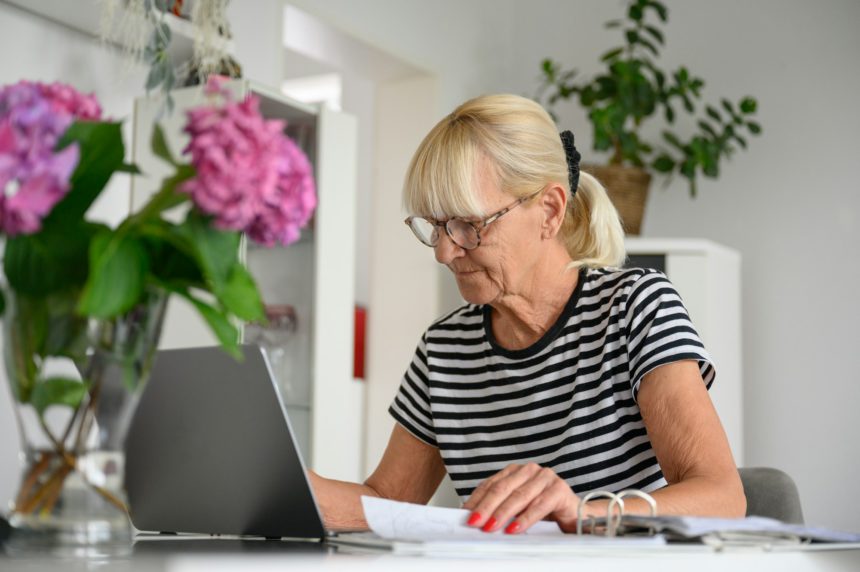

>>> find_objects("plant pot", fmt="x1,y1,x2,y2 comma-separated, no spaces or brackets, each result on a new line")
582,164,652,235
2,287,168,557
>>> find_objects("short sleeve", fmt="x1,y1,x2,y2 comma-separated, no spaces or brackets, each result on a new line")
388,334,437,447
624,271,716,401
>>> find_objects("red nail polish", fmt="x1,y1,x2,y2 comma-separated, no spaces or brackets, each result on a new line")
482,517,497,532
504,521,521,534
467,512,482,526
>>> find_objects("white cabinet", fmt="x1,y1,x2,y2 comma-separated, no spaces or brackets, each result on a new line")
625,238,744,465
130,80,364,482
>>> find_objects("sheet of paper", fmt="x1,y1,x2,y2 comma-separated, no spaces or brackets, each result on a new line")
361,496,564,541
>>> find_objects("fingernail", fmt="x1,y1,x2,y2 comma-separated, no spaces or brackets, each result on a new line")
482,517,497,532
467,512,482,526
504,521,522,534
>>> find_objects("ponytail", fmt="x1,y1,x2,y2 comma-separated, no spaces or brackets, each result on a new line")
560,171,626,268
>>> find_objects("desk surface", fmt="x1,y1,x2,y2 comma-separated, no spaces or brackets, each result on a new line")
2,537,860,572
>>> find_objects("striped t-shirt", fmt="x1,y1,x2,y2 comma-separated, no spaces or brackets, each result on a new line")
389,266,715,501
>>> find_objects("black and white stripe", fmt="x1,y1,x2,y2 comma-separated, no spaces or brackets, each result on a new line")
389,267,715,501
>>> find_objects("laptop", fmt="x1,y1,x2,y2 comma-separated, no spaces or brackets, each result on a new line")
124,344,326,541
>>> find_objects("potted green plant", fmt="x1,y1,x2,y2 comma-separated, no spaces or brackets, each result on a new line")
535,0,762,234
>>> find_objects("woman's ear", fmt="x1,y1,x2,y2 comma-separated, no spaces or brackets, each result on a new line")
539,184,568,239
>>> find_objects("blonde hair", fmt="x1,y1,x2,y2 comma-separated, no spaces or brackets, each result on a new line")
403,94,625,268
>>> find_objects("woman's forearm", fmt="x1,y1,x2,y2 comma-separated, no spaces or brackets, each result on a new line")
308,470,380,531
583,473,746,520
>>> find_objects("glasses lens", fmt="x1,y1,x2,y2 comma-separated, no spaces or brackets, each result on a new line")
447,219,480,249
408,217,438,246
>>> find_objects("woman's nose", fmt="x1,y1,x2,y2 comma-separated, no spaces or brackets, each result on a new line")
434,232,464,265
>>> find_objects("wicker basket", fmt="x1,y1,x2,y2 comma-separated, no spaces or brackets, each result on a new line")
582,163,652,235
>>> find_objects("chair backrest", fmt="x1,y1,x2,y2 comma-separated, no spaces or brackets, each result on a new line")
738,467,804,524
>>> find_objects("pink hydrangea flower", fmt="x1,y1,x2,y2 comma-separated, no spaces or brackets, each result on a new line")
181,77,317,247
0,80,102,236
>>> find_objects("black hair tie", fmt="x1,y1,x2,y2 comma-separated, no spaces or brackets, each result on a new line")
559,130,581,196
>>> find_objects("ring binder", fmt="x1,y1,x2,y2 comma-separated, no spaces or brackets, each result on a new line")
576,489,658,537
573,490,860,547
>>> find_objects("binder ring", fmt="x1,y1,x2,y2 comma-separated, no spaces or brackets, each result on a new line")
610,489,658,536
577,491,624,536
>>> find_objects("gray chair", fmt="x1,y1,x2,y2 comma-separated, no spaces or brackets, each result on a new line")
738,467,804,524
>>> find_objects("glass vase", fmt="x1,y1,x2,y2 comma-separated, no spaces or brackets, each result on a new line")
2,287,167,557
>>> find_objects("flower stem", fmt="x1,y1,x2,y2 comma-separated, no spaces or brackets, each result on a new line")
16,455,73,514
14,452,51,509
84,482,128,513
38,464,73,517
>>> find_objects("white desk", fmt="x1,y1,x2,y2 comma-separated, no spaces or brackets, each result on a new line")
2,537,860,572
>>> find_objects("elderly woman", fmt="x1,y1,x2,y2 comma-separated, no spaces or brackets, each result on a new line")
310,94,745,534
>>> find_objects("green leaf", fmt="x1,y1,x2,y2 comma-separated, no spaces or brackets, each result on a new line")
629,3,643,21
600,47,624,62
644,25,664,45
42,289,90,358
663,104,675,124
3,294,47,402
604,19,622,29
698,120,718,138
625,29,640,45
77,231,149,318
541,58,557,81
703,159,719,178
637,36,659,56
181,293,242,360
706,105,723,123
219,264,265,322
740,97,758,114
649,1,669,22
47,122,124,224
182,210,241,287
117,162,142,174
3,222,103,296
31,377,86,416
662,131,685,151
682,94,694,113
652,154,675,173
733,133,748,149
140,223,206,287
722,98,743,123
151,123,179,166
746,121,762,135
0,288,4,317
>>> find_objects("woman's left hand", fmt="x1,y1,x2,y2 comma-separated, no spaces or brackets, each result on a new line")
462,462,583,534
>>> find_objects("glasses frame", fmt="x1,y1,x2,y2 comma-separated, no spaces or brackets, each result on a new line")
404,189,543,250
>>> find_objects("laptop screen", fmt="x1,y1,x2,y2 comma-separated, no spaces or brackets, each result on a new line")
124,345,325,540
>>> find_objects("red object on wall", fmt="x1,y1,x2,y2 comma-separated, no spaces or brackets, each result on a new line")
354,305,366,379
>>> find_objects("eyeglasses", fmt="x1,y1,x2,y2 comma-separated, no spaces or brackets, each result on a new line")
404,189,542,250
